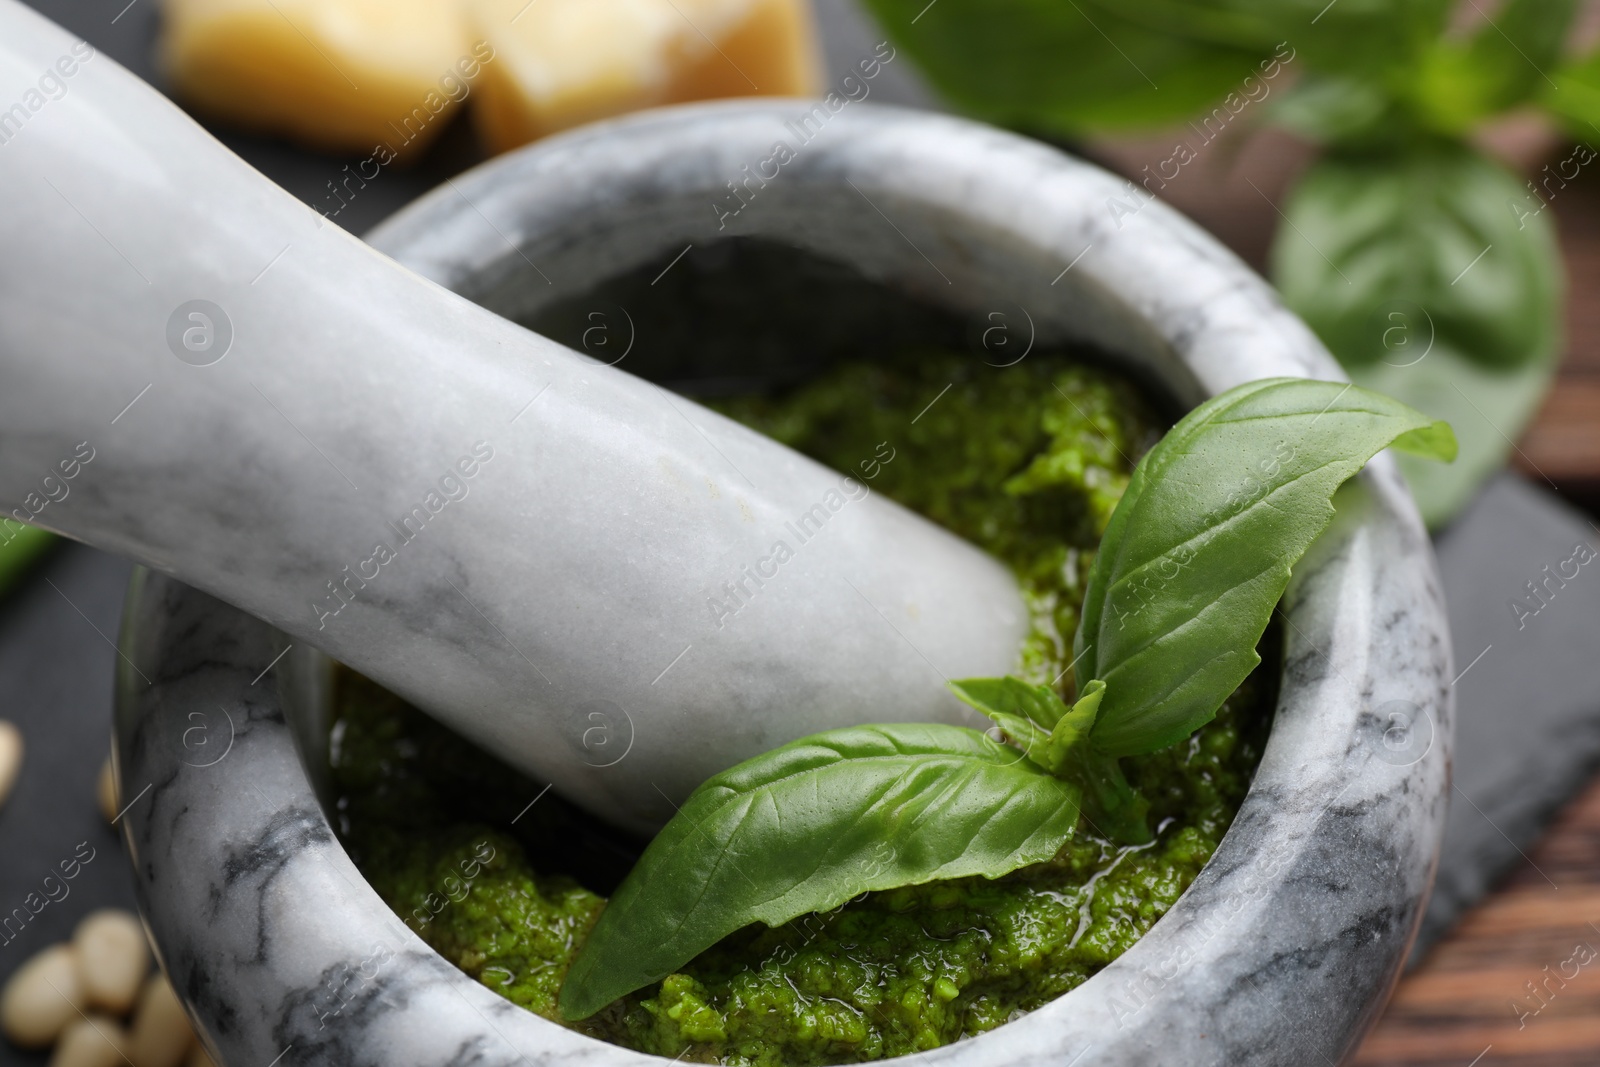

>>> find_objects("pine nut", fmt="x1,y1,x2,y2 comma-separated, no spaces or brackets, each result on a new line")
128,973,194,1067
96,757,118,825
48,1015,127,1067
1,943,84,1048
0,720,21,811
72,910,149,1015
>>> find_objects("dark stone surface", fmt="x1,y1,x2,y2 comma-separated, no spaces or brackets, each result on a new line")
1419,474,1600,951
0,545,133,1067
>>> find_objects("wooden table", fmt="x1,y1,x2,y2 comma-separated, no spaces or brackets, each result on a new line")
1353,776,1600,1065
1520,181,1600,497
1088,127,1600,1066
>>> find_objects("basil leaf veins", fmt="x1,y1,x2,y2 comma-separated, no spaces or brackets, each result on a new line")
1075,378,1455,757
559,723,1081,1020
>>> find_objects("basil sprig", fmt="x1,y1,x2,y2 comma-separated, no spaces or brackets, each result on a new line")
947,676,1149,846
559,379,1456,1019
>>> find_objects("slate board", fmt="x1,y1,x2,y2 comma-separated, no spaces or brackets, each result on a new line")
4,2,1600,1064
1419,474,1600,950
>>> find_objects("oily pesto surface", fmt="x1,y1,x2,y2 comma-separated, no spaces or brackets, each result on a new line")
328,351,1272,1065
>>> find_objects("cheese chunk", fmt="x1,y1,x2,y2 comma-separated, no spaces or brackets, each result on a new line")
465,0,822,153
159,0,473,154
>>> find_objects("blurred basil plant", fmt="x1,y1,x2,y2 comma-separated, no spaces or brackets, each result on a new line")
0,522,55,600
863,0,1586,526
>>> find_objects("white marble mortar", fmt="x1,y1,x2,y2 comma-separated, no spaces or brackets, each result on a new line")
115,101,1453,1067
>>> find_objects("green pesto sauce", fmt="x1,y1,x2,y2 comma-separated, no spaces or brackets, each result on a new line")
328,351,1272,1066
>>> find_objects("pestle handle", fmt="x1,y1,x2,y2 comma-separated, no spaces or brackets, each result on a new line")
0,1,1029,833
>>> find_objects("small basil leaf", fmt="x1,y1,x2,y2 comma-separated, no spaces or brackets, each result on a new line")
948,680,1051,764
559,723,1080,1020
949,676,1110,776
1045,679,1104,771
1000,678,1148,843
978,708,1048,764
950,676,1069,732
1075,378,1455,758
1271,146,1562,525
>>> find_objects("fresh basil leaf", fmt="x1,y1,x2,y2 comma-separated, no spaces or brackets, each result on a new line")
1270,146,1562,525
0,522,53,599
559,723,1080,1019
859,0,1265,133
1075,379,1455,758
1045,679,1103,770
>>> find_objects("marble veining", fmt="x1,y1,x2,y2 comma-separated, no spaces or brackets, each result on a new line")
118,101,1451,1067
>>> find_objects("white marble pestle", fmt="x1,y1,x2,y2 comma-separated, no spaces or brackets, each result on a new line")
0,1,1028,833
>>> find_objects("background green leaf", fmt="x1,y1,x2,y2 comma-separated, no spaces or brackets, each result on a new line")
861,0,1454,136
1410,0,1577,132
0,523,53,599
1271,146,1563,525
862,0,1567,529
1210,0,1449,83
560,723,1080,1019
859,0,1266,134
1270,73,1402,144
1543,49,1600,139
1075,379,1454,758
